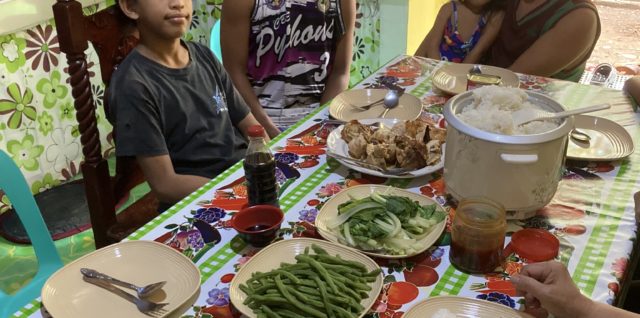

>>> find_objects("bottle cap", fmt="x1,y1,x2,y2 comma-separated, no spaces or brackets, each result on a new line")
247,125,265,138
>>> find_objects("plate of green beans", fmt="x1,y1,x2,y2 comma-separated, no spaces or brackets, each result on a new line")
229,238,384,318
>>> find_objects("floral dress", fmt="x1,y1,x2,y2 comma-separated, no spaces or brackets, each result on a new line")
439,1,487,63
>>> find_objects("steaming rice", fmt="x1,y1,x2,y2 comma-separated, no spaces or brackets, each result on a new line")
458,86,559,135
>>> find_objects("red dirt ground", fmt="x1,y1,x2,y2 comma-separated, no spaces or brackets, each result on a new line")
588,0,640,71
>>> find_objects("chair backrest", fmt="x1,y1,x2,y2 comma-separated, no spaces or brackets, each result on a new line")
52,0,147,248
0,150,64,318
210,19,222,62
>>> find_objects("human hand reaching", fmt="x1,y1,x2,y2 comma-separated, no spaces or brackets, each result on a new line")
510,261,593,318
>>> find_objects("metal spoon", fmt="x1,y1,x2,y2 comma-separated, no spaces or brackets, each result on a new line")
380,90,401,118
83,277,168,315
570,129,591,142
81,268,166,299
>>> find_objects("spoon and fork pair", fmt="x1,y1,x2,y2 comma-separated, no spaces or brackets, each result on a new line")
81,268,168,316
349,89,402,118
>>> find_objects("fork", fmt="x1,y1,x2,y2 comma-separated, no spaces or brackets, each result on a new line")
348,96,386,111
83,276,169,317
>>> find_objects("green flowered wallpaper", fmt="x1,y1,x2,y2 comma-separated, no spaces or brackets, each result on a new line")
350,0,380,86
0,0,380,213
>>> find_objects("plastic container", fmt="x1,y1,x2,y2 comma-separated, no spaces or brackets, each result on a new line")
450,197,507,274
244,125,279,207
504,228,559,263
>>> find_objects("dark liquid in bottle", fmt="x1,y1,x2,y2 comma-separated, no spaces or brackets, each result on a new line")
244,224,271,232
244,152,279,207
450,240,501,274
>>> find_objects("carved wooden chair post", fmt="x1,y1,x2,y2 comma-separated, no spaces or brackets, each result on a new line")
52,0,154,248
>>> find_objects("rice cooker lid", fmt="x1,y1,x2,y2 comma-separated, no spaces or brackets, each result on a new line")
444,90,574,145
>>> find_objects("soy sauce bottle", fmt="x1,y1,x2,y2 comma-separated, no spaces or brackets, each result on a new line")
244,125,279,207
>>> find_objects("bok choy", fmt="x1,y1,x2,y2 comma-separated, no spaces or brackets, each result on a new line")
329,192,446,255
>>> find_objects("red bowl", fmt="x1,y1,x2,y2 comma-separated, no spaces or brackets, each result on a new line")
231,205,284,247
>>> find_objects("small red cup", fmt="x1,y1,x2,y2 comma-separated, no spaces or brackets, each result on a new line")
504,228,560,263
231,205,284,247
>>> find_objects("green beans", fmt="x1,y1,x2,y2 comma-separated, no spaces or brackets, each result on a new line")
295,255,340,294
275,275,327,318
315,275,339,318
239,244,380,318
261,305,283,318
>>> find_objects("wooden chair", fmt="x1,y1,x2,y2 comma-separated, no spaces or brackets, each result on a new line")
51,0,158,248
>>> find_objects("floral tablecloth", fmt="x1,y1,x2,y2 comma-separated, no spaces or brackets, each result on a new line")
13,55,640,318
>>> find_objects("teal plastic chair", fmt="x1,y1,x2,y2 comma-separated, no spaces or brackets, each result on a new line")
210,19,223,62
0,150,63,318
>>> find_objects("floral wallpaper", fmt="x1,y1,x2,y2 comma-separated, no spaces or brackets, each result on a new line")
0,0,381,214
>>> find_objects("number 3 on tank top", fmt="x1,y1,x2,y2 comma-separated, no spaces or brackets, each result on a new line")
314,52,330,82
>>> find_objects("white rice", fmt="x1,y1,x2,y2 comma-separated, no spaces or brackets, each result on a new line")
458,86,559,135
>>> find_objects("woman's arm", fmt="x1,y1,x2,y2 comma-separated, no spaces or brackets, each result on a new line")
414,3,451,59
508,8,598,77
463,10,504,64
320,0,356,104
221,0,281,138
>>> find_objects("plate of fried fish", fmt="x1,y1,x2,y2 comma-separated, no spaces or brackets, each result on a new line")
326,119,446,178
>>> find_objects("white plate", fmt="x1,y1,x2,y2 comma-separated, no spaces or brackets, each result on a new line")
41,241,200,318
432,63,520,95
326,118,445,178
329,89,423,122
404,296,533,318
567,115,635,161
229,238,383,318
315,185,447,259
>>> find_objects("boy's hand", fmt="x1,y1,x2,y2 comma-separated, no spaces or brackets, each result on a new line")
266,125,281,139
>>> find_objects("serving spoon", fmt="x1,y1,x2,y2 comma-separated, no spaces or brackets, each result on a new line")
512,103,610,127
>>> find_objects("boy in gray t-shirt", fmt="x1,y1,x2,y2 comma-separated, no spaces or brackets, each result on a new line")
109,0,265,209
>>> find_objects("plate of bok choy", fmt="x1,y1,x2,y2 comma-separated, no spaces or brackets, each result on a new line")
315,185,447,258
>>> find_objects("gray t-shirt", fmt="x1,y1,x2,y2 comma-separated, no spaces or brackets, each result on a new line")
108,41,250,180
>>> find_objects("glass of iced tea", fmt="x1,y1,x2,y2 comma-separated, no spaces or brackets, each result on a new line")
450,197,506,274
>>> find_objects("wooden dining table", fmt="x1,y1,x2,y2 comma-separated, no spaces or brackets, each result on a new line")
13,55,640,318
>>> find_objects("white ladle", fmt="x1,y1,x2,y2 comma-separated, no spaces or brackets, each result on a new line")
512,103,610,127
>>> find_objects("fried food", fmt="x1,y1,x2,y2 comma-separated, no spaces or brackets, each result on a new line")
342,119,446,171
341,120,372,143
